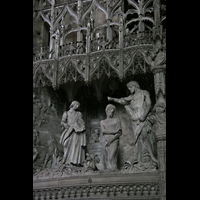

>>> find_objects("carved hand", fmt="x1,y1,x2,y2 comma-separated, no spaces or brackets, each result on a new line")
105,140,111,147
139,115,146,122
107,96,113,101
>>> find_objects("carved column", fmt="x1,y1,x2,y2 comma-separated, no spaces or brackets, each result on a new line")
77,0,83,42
49,0,55,55
157,139,166,200
119,14,124,81
52,59,59,90
152,2,166,199
153,0,162,41
86,21,91,84
106,1,112,47
152,50,166,200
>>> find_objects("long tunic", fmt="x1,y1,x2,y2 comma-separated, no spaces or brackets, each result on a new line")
60,110,86,165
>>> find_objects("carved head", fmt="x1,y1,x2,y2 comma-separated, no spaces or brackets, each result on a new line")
126,81,140,94
154,39,163,53
105,104,116,118
69,101,80,110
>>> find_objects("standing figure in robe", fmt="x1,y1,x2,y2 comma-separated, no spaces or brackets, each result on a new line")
101,104,122,170
108,81,157,165
59,101,86,166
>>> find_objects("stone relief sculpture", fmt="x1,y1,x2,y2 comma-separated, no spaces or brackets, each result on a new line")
152,102,166,138
33,96,57,129
101,104,122,170
59,101,86,166
89,128,100,144
83,153,100,171
144,39,166,71
43,134,58,169
108,81,158,170
33,129,40,163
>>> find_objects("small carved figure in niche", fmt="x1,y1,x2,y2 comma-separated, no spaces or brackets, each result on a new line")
34,100,42,117
151,102,166,137
101,104,122,170
33,129,40,162
40,103,48,116
48,98,57,116
144,39,166,71
43,134,58,168
108,81,157,166
59,101,86,166
83,153,100,171
89,128,100,143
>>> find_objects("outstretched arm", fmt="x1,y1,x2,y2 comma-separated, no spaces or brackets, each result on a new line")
107,96,130,105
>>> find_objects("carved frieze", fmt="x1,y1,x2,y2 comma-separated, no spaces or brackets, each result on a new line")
33,183,159,199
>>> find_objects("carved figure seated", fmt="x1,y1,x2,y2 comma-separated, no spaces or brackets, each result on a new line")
101,104,122,170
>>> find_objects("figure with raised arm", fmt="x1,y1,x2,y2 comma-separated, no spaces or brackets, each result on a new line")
108,81,157,165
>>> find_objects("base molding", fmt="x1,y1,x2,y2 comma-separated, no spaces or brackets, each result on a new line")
33,172,160,199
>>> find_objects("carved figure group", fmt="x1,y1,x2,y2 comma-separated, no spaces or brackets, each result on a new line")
108,81,157,166
33,81,166,174
33,96,57,129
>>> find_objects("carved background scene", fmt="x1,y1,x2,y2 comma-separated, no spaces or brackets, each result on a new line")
33,0,166,199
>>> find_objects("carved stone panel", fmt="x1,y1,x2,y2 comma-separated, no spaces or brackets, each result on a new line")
86,120,104,171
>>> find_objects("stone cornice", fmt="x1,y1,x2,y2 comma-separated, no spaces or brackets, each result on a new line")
33,172,159,189
33,172,160,199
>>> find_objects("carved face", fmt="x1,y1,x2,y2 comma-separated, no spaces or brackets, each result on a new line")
127,85,135,94
73,103,79,110
70,101,80,110
106,108,115,118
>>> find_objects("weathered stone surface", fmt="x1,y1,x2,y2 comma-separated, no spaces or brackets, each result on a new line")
33,0,166,199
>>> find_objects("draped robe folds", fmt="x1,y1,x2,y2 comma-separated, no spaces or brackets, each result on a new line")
101,118,121,170
60,110,86,165
121,90,157,163
152,103,166,137
123,90,146,144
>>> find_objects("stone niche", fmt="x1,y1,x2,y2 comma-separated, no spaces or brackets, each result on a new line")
33,72,155,174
